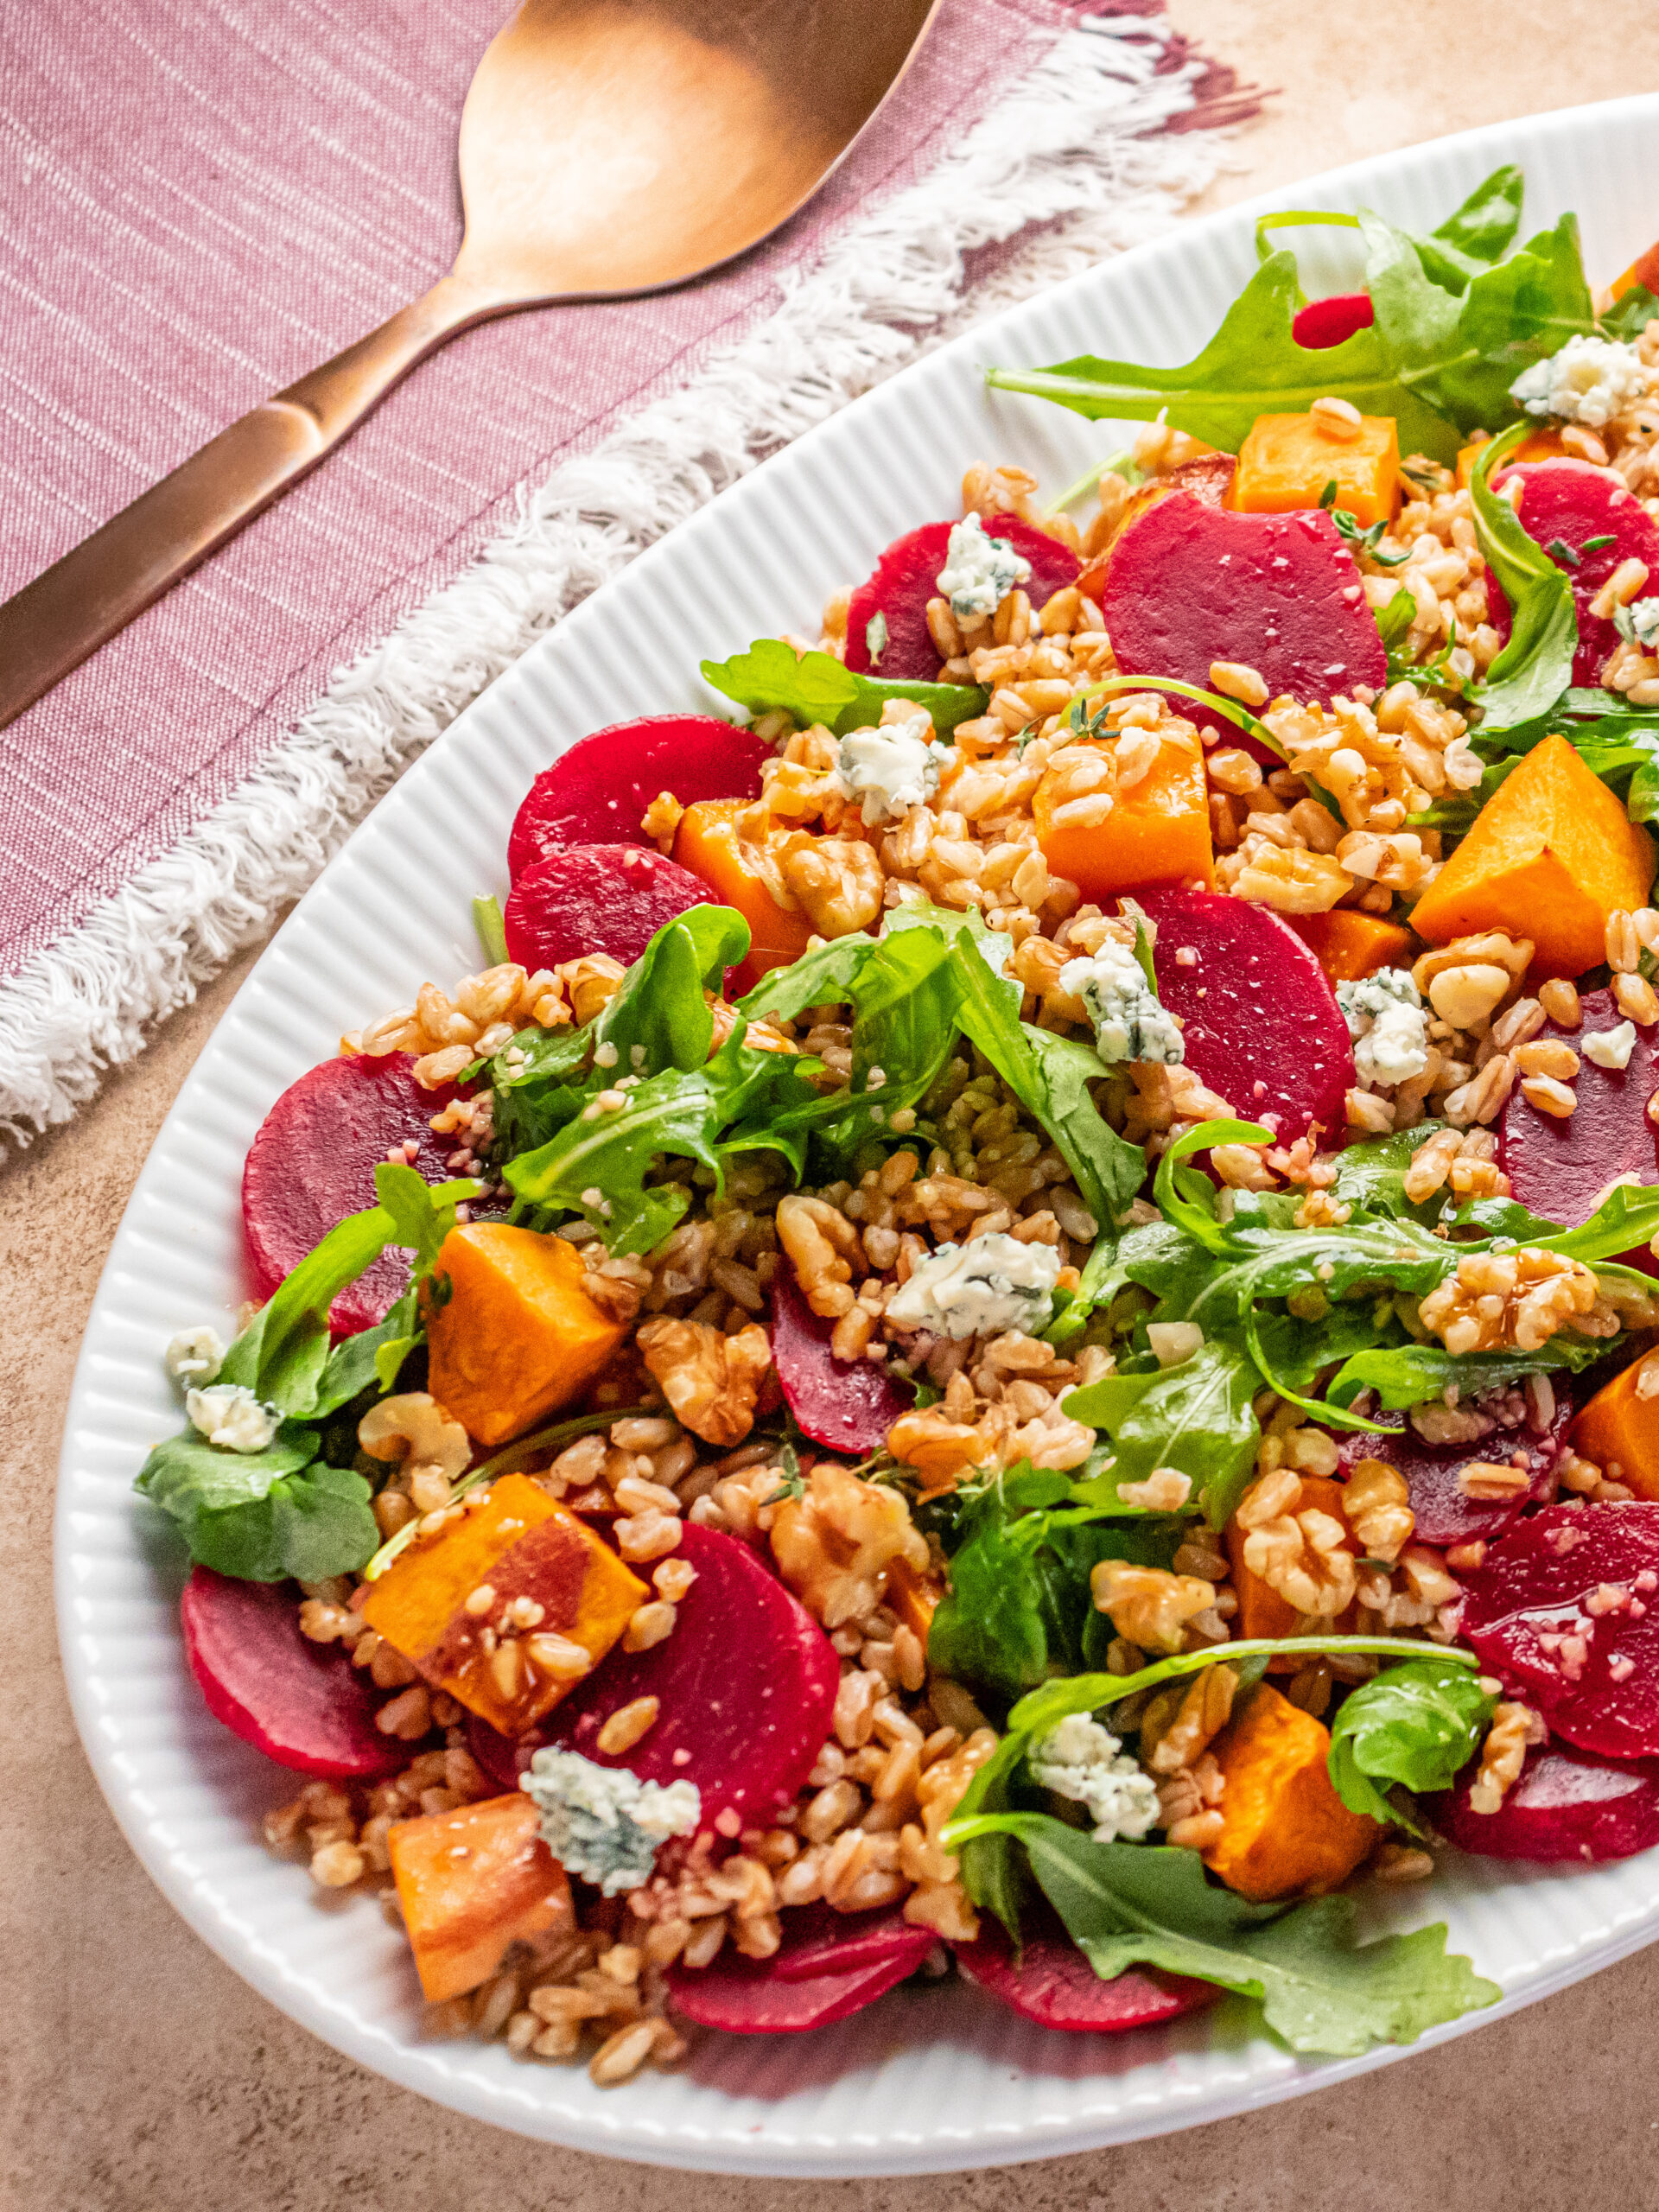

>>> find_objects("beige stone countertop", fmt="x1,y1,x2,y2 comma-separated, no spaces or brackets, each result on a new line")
10,4,1659,2204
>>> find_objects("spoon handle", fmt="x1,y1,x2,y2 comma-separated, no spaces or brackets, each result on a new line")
0,274,497,734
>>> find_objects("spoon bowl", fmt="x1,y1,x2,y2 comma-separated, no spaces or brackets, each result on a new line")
0,0,939,732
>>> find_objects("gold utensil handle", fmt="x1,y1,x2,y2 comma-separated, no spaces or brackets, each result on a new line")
0,276,491,734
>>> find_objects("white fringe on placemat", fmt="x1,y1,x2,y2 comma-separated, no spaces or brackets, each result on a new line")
0,12,1246,1144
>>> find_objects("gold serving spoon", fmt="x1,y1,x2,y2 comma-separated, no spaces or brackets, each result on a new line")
0,0,939,732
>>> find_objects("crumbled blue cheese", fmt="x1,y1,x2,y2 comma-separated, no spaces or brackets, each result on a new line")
1058,938,1184,1065
1628,596,1659,650
165,1325,226,1386
1027,1713,1159,1843
521,1749,701,1897
835,709,949,825
935,512,1031,620
1583,1020,1638,1071
885,1232,1063,1341
864,610,889,667
186,1384,281,1453
1510,335,1651,428
1338,969,1429,1090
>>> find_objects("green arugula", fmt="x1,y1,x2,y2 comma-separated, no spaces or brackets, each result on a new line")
701,639,988,739
947,1814,1497,2056
1327,1660,1497,1836
472,893,508,967
1465,421,1580,734
1325,1334,1614,1410
1063,1338,1262,1529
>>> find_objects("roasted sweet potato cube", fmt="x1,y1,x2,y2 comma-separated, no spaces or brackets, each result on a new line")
1288,909,1414,984
389,1791,572,2003
1225,1475,1358,1665
1410,734,1656,977
425,1224,629,1450
361,1473,647,1733
1034,734,1212,903
1455,428,1568,486
1204,1683,1381,1901
1231,410,1400,528
1573,1351,1659,1500
674,798,814,994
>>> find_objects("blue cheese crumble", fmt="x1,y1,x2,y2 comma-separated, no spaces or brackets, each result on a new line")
1338,968,1429,1090
885,1232,1062,1341
1028,1713,1159,1842
835,708,949,825
1510,334,1650,428
1627,596,1659,651
185,1383,281,1453
165,1325,226,1386
1058,938,1184,1065
935,512,1031,621
521,1748,701,1897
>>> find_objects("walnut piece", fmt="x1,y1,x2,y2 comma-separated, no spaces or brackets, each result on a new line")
1089,1560,1216,1655
769,1463,930,1630
1234,1467,1357,1618
636,1318,772,1446
1417,1247,1619,1356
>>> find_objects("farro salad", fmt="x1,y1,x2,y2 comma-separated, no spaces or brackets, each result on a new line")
139,167,1659,2088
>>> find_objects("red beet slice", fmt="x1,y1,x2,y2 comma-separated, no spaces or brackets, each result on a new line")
770,1265,912,1456
502,843,709,973
181,1567,406,1780
844,514,1080,680
1100,494,1386,749
953,1915,1212,2033
507,716,775,882
546,1522,838,1834
669,1925,931,2033
768,1901,933,1983
1488,461,1659,688
1338,1387,1573,1548
242,1050,461,1333
1459,1502,1659,1758
1292,293,1376,349
1436,1740,1659,1863
1135,887,1355,1141
1497,986,1659,1274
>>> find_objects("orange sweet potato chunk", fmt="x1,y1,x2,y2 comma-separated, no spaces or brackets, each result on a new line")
1410,735,1656,977
361,1473,647,1733
1605,238,1659,308
1231,411,1401,528
1572,1351,1659,1499
1225,1476,1358,1666
1288,910,1414,984
1455,428,1567,486
1034,735,1213,903
674,798,814,993
426,1224,627,1449
884,1555,943,1647
390,1792,572,2003
1204,1683,1381,1902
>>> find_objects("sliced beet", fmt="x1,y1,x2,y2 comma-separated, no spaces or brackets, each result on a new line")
843,514,1080,680
1135,887,1355,1142
1100,494,1385,749
668,1927,930,2033
1436,1740,1659,1863
547,1522,838,1834
1076,456,1236,607
1459,1503,1659,1759
1488,461,1659,688
1292,293,1376,349
502,843,709,973
1338,1388,1572,1548
181,1567,406,1780
770,1265,912,1455
1497,986,1659,1274
770,1901,935,1983
953,1913,1212,2033
506,716,775,882
241,1050,461,1333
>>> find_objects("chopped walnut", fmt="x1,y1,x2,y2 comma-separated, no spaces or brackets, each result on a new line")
1466,1700,1545,1815
1140,1663,1239,1777
1342,1459,1414,1563
769,1463,930,1630
636,1318,772,1446
1090,1560,1217,1655
779,835,885,937
1417,1247,1620,1356
1233,1467,1357,1618
775,1194,861,1319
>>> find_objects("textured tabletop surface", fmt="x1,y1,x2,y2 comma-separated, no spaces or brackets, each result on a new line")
10,3,1659,2206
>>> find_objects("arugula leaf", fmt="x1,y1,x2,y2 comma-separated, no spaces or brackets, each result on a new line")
1063,1338,1262,1529
956,1815,1497,2057
135,1431,379,1582
594,906,753,1079
1325,1335,1611,1410
986,252,1459,462
701,639,988,740
488,1019,596,1157
473,894,508,967
1407,163,1525,292
314,1287,422,1416
1327,1661,1497,1834
1465,421,1580,732
1601,282,1659,341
